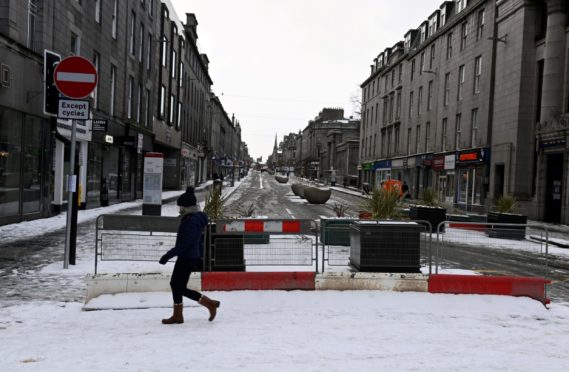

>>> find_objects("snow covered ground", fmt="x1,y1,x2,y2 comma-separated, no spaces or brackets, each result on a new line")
1,291,569,371
2,173,569,371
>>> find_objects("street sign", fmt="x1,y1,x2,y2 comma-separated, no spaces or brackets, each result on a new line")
43,50,61,116
92,119,107,132
58,99,90,120
54,56,98,99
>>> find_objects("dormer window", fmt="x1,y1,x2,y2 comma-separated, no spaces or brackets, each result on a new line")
456,0,467,13
420,25,427,43
440,8,446,26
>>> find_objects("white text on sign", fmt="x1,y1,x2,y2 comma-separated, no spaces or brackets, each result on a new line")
58,99,90,120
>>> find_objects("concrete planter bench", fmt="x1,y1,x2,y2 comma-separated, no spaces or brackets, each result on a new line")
275,175,289,184
291,183,308,198
304,187,331,204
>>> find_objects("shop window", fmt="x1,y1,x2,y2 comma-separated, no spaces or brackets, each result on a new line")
0,109,23,218
22,116,43,214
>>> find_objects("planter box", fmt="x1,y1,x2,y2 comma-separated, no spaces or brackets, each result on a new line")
486,212,527,240
205,223,245,271
349,221,422,273
291,183,308,198
409,206,447,233
304,187,331,204
447,214,487,231
320,218,354,246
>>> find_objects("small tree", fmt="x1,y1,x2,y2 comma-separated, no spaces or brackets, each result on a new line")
332,202,349,217
235,202,256,218
421,188,439,207
361,187,401,220
203,188,227,220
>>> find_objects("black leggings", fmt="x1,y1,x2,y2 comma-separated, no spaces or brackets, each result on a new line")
170,258,202,304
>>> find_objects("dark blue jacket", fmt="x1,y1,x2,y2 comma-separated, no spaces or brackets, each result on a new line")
164,212,208,260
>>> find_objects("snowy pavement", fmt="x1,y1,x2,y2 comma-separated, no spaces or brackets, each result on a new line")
1,291,569,371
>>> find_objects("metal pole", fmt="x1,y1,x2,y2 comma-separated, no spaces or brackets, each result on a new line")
63,120,77,269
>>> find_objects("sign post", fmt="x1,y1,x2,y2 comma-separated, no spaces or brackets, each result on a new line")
143,152,164,216
52,55,98,269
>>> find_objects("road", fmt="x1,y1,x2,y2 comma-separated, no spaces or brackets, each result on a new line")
0,170,568,305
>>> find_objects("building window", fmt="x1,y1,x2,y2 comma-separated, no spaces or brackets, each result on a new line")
138,23,144,62
458,65,465,101
441,118,447,151
409,91,414,118
147,33,152,70
137,84,142,123
171,50,177,79
149,0,154,16
444,72,450,106
446,32,453,59
169,94,175,124
396,91,401,120
411,59,416,81
129,12,136,55
418,86,423,115
389,94,394,122
27,0,39,51
70,33,80,55
387,127,392,157
425,122,431,152
112,0,118,39
391,70,395,88
145,89,151,127
420,52,425,74
460,22,468,51
456,0,466,13
455,113,462,150
407,128,412,155
415,125,421,153
429,44,435,69
110,65,117,116
161,38,168,67
384,75,388,91
427,81,433,111
398,65,403,83
179,62,184,87
177,102,182,129
127,77,134,119
91,52,100,109
95,0,101,24
470,109,478,147
394,126,400,154
159,85,165,118
477,9,485,40
474,56,482,94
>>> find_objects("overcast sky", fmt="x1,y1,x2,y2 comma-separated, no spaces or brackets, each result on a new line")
170,0,440,160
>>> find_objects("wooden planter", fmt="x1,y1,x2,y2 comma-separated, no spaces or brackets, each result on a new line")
304,187,331,204
409,205,447,233
349,221,422,273
486,212,527,240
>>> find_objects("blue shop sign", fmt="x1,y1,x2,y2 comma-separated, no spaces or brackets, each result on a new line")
373,160,392,170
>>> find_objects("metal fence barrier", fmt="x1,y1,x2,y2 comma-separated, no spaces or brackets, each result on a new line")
435,221,550,281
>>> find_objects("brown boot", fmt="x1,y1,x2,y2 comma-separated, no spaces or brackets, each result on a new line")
199,295,220,321
162,303,184,324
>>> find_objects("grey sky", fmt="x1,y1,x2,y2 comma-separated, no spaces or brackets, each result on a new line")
170,0,441,160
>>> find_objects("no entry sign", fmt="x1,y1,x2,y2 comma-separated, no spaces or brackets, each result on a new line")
54,56,98,99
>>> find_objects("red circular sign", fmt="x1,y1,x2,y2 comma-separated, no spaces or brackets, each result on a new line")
54,56,98,99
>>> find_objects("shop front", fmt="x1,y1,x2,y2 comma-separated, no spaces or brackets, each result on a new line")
0,108,50,225
432,153,456,204
374,160,392,189
180,143,198,189
415,154,433,199
455,147,490,211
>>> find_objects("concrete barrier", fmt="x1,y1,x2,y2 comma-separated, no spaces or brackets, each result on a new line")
315,272,429,291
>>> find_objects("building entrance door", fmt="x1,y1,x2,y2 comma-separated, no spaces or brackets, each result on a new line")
545,153,563,223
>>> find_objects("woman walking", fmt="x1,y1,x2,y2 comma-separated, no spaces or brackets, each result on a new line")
159,186,220,324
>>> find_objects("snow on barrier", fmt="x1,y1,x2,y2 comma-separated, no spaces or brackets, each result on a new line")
428,274,551,304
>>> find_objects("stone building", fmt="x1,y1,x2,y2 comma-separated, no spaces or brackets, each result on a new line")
361,0,569,222
0,0,247,226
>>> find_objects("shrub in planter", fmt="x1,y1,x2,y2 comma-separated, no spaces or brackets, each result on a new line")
409,188,446,233
360,187,401,220
486,196,527,240
204,188,245,271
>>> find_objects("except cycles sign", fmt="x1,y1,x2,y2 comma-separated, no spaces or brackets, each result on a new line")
54,56,98,99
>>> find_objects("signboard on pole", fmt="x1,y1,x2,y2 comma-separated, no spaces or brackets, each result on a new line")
44,50,61,116
92,119,107,132
54,56,98,99
142,152,164,216
58,99,90,120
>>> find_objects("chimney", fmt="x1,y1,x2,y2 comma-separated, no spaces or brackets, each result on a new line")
184,13,198,42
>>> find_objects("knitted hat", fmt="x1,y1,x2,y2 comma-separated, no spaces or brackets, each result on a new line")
177,186,197,207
